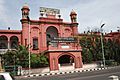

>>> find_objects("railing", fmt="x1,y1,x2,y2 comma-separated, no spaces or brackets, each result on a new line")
0,49,16,54
0,49,8,54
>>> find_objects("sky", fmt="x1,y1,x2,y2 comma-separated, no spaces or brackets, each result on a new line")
0,0,120,33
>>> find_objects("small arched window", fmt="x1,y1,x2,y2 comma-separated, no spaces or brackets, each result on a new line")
33,38,38,50
10,36,19,49
0,36,8,49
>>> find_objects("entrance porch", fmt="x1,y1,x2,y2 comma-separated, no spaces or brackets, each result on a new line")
48,51,83,71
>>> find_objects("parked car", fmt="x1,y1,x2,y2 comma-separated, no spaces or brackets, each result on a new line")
0,72,15,80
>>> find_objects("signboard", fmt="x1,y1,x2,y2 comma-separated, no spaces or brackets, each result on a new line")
40,7,60,15
51,37,77,43
61,45,70,48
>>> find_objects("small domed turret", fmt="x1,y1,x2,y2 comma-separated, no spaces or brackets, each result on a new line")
21,3,30,19
70,9,77,23
70,9,77,16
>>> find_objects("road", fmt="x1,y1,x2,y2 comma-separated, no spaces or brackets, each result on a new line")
16,66,120,80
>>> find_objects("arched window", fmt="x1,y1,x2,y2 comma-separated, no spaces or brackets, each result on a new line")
46,26,58,47
0,36,8,49
33,38,38,50
10,36,19,49
108,39,112,43
115,39,119,43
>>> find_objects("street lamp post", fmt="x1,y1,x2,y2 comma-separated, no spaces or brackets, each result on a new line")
27,16,31,75
100,23,105,68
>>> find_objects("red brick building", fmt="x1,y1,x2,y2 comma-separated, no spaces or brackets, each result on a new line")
78,30,120,42
0,5,83,71
105,31,120,42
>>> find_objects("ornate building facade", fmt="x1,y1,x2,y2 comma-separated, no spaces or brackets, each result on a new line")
0,5,83,71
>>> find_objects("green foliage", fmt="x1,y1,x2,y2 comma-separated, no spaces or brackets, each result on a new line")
31,54,40,68
31,54,48,68
3,45,49,68
104,39,120,65
16,45,29,67
79,33,120,65
3,45,29,68
3,50,16,66
80,34,102,63
82,48,93,63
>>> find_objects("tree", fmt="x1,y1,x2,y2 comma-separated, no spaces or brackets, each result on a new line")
3,50,16,66
3,45,49,68
79,32,120,66
112,40,120,64
3,45,29,68
80,36,93,63
79,33,103,63
15,45,29,67
31,54,40,68
31,54,48,68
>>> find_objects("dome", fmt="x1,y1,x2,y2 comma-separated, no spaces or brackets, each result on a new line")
70,9,77,16
22,3,29,9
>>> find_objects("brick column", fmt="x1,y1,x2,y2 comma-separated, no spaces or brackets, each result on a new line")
49,53,59,71
8,40,10,49
74,52,83,68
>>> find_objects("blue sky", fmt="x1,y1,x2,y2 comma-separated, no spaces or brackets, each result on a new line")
0,0,120,33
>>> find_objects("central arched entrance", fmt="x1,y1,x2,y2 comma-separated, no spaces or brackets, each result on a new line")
58,54,75,71
49,51,83,71
59,55,74,66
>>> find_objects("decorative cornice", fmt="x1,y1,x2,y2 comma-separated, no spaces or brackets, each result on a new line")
48,49,82,52
0,30,22,34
